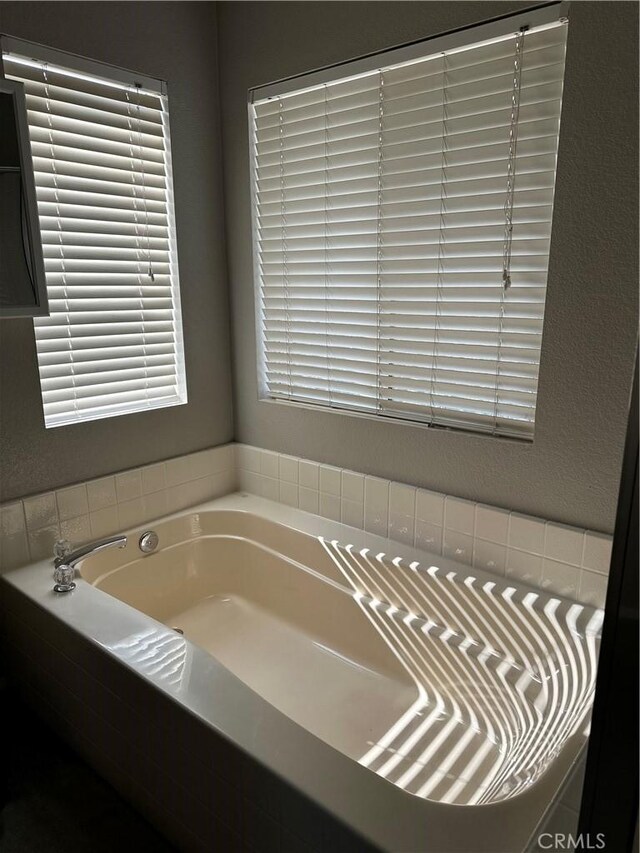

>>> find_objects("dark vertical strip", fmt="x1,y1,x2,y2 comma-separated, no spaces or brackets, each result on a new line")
578,350,638,850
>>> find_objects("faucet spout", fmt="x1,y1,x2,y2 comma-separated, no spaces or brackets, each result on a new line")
54,534,127,569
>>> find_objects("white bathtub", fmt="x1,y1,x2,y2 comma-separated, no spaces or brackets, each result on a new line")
0,493,601,852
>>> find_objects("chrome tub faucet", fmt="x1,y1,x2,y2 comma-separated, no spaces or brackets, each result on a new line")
52,535,127,593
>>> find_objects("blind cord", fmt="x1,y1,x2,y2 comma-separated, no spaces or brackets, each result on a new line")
323,84,333,408
135,83,155,284
375,70,384,413
502,26,527,290
494,27,527,434
126,85,150,401
278,97,292,400
43,62,78,415
429,52,449,423
135,83,152,400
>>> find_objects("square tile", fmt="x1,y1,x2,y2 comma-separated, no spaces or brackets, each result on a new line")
165,449,217,487
506,548,543,586
143,490,168,521
298,488,319,515
90,506,120,539
416,489,444,525
319,493,341,522
279,455,299,484
509,513,546,555
299,460,319,490
365,476,389,513
319,465,341,496
115,470,142,503
238,470,261,494
208,469,235,499
0,502,25,537
389,482,416,518
475,505,509,545
141,464,166,495
444,496,475,535
542,559,579,600
86,477,117,512
364,480,388,536
0,531,29,571
341,499,363,530
163,455,190,488
473,540,506,575
56,484,89,521
261,477,279,501
443,530,474,566
236,444,260,473
577,570,608,609
582,531,613,575
184,476,218,506
260,450,279,479
209,444,234,472
279,481,298,507
241,471,264,496
24,492,58,531
118,497,146,530
60,515,92,545
341,471,364,503
389,512,415,547
545,523,584,566
28,524,60,562
165,485,191,514
364,511,387,537
414,520,442,554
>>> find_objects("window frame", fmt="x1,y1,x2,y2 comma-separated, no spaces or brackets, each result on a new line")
1,35,188,428
249,2,569,442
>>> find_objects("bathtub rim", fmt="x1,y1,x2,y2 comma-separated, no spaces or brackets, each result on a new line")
0,491,594,853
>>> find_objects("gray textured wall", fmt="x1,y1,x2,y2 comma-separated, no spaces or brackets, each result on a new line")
217,1,638,534
0,1,233,503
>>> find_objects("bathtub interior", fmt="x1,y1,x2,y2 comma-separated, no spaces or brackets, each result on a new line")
77,508,601,808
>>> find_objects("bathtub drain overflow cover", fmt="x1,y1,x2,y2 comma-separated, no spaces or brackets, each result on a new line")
139,530,159,553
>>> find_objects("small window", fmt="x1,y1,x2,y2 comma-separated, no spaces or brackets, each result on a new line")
250,8,568,439
2,38,187,428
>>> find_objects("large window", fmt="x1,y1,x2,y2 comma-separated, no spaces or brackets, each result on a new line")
2,38,187,428
250,7,567,439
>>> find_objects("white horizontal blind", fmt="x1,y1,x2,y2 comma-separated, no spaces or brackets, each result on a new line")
3,46,187,427
251,19,567,438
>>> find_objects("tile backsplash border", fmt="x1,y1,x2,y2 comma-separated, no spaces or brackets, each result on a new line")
0,441,612,608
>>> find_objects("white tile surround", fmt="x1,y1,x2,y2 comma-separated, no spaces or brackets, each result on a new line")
0,441,612,608
0,444,235,573
235,444,613,610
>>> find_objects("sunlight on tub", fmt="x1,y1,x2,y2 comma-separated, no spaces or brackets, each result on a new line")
318,536,603,806
106,627,191,693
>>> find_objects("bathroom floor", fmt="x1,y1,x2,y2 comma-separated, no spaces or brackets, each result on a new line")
0,684,176,853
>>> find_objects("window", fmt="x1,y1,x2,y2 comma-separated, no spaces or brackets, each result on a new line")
2,38,187,427
250,7,567,439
